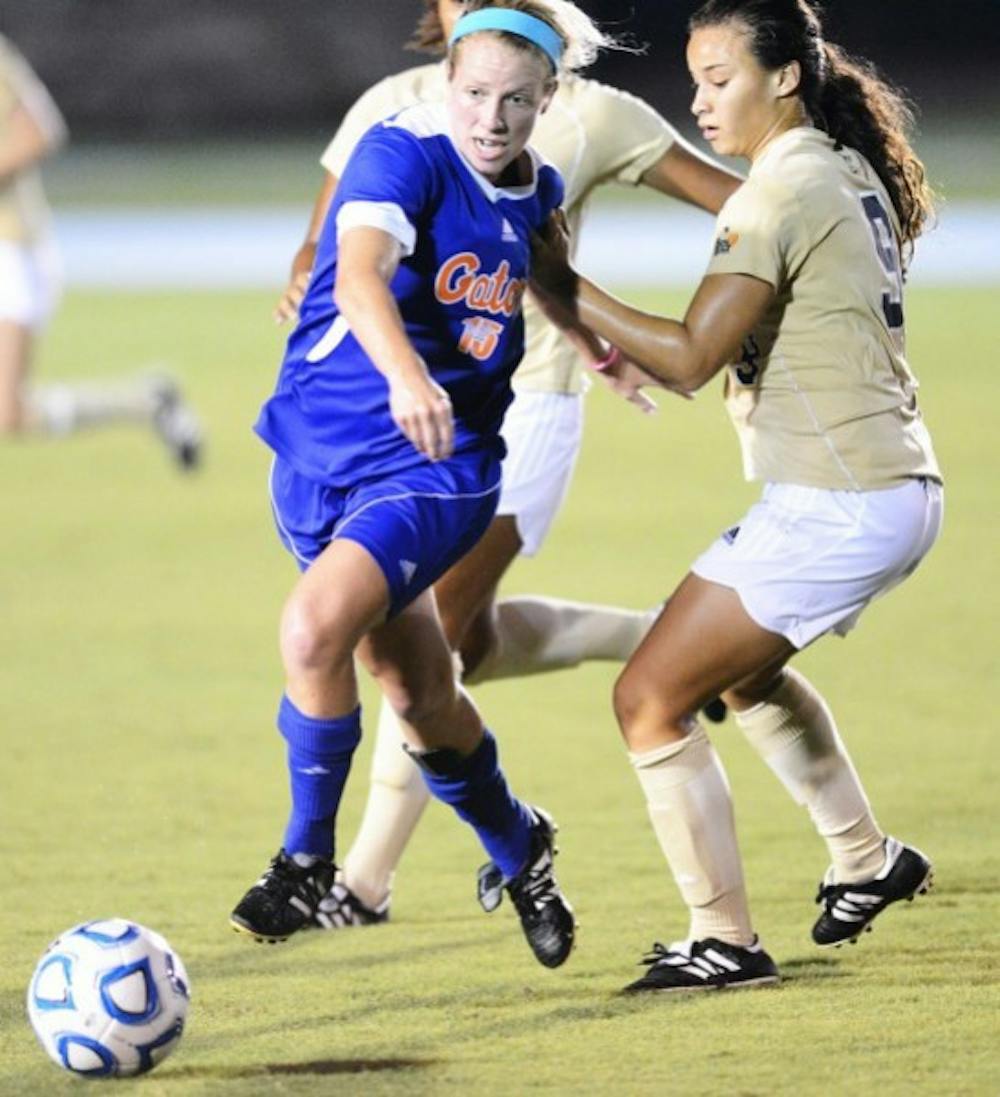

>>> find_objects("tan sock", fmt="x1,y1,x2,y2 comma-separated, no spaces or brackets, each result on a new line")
630,723,755,946
464,596,654,684
735,668,885,883
341,701,429,909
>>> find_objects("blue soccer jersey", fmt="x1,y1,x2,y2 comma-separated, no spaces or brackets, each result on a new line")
255,102,564,486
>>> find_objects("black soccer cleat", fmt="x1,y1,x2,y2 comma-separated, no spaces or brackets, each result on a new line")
230,850,335,943
812,836,933,948
312,877,390,930
478,808,576,969
149,373,203,471
623,936,780,994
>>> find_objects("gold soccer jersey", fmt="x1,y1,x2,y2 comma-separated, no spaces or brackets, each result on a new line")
321,62,677,394
0,36,61,245
706,126,940,491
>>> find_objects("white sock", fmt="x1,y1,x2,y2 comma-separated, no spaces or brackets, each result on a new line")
28,378,158,436
341,700,429,909
464,596,655,684
630,723,755,946
735,668,885,883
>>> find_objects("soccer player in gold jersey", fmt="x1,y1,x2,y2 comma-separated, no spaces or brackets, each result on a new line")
0,35,201,466
530,0,942,992
275,0,743,929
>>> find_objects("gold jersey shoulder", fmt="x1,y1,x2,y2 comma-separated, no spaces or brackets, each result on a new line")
0,35,55,245
320,64,677,395
706,126,940,490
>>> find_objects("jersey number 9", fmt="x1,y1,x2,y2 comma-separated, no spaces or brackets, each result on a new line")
860,192,905,345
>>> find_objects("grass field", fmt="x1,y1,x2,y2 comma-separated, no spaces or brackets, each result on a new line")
1,286,998,1095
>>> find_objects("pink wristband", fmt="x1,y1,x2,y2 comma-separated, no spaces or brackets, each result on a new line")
590,346,621,373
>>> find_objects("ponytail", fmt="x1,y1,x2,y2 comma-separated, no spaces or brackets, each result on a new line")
813,44,933,266
690,0,934,266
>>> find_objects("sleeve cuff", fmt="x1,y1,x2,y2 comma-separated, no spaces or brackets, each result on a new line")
336,201,417,257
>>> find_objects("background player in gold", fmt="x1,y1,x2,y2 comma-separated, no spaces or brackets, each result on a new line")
0,34,201,466
275,0,743,928
530,0,942,992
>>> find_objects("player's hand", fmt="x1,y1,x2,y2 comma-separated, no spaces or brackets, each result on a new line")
529,209,575,300
590,349,658,414
389,364,455,462
591,349,691,413
274,244,317,324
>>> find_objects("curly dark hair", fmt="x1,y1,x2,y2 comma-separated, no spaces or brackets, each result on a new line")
690,0,934,264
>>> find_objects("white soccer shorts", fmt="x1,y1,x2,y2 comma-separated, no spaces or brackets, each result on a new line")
0,238,61,329
692,477,944,649
497,390,584,557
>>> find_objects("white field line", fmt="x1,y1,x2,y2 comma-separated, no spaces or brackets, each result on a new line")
54,202,1000,290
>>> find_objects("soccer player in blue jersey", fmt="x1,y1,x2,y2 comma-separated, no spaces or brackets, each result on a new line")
229,0,613,969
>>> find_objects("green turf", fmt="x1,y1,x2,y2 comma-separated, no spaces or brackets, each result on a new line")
1,287,997,1094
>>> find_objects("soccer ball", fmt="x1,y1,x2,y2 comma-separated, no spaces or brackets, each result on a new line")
27,918,190,1078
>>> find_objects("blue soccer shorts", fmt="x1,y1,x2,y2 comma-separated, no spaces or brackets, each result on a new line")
268,449,502,617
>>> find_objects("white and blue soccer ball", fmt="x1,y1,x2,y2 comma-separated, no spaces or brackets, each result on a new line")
27,918,190,1078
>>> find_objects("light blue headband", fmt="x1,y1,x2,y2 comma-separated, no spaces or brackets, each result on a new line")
448,8,564,70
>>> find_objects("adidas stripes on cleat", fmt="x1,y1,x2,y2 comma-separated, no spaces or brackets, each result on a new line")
230,850,335,943
313,877,390,930
623,936,780,994
812,836,932,947
478,807,576,969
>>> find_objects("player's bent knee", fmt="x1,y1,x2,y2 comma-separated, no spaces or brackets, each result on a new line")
279,596,353,676
613,666,655,730
377,653,458,729
613,669,687,746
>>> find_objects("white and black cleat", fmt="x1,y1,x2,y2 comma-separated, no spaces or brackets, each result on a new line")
623,936,780,994
230,850,335,943
148,372,204,471
812,836,933,948
312,876,390,930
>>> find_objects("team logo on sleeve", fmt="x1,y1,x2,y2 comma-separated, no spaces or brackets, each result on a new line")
434,252,527,361
713,227,740,256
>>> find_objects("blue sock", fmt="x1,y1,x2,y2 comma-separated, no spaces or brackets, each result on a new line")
278,695,361,860
418,729,534,878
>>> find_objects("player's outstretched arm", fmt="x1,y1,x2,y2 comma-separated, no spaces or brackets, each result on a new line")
274,171,340,324
640,139,743,215
531,213,773,394
334,225,454,462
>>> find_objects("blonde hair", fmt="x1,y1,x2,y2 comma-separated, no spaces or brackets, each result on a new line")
412,0,618,74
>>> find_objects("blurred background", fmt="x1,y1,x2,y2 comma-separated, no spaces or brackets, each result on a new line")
5,0,999,137
2,0,999,290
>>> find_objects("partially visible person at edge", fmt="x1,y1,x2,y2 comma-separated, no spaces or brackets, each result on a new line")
0,34,201,467
528,0,941,993
274,0,743,931
229,0,628,970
